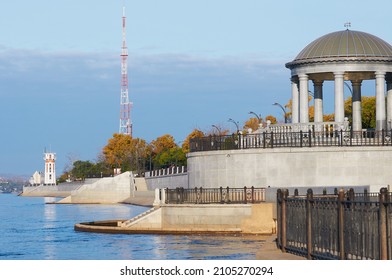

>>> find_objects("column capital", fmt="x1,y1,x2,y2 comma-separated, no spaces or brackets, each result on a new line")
298,74,308,80
334,71,345,77
312,80,324,87
290,76,299,83
375,71,386,78
351,80,362,87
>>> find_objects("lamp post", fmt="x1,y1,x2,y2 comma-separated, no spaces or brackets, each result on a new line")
344,81,353,96
273,102,288,123
248,111,262,123
228,118,240,133
211,125,222,135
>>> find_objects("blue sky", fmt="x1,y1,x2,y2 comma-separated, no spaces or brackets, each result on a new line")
1,0,392,176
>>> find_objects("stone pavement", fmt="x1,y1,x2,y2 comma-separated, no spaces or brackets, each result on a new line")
256,234,306,260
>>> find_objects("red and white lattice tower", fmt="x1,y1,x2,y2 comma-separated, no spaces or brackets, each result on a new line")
119,6,132,136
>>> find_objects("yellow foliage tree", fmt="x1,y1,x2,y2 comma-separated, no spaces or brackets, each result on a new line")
102,133,147,173
243,117,262,132
265,115,277,124
150,134,177,155
182,129,205,154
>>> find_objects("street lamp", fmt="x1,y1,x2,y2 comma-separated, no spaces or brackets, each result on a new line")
344,81,353,96
248,111,262,123
228,118,240,133
272,102,288,123
211,125,222,135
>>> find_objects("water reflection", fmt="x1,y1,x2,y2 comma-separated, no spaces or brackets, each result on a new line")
43,198,57,259
1,195,266,260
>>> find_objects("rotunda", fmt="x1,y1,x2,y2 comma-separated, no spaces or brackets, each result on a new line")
285,29,392,131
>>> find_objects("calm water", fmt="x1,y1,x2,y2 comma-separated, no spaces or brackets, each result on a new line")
0,194,265,260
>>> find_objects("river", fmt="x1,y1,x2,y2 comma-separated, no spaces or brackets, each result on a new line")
0,194,265,260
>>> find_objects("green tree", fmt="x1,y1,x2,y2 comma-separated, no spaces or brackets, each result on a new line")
71,160,95,180
150,134,178,169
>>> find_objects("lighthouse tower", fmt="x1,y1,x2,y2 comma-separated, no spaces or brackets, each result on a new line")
44,152,56,185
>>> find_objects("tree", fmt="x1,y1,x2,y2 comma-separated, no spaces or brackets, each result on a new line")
182,129,205,154
102,133,148,173
265,115,277,124
243,117,262,132
344,96,376,129
150,134,178,169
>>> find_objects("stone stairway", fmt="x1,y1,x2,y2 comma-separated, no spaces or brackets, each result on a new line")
120,207,159,227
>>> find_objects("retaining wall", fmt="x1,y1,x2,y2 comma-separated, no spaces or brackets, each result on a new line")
187,146,392,189
122,203,275,234
58,172,132,204
145,173,188,190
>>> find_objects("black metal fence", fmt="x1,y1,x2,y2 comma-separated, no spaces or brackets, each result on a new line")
190,130,392,152
165,187,266,204
276,188,392,260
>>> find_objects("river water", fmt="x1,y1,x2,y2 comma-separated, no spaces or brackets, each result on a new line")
0,194,265,260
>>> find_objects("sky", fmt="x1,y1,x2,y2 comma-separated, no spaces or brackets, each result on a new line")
1,0,392,177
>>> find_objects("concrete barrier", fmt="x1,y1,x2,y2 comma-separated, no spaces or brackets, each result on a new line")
75,203,275,235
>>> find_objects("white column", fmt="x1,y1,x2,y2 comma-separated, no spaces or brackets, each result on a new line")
387,78,392,130
375,71,386,131
291,78,299,123
313,80,323,123
299,74,309,123
334,72,345,123
351,80,362,132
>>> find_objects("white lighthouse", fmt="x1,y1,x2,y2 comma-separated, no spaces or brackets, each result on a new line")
44,152,56,185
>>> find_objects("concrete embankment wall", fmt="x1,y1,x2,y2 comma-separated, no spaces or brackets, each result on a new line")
121,203,275,234
21,180,94,197
187,146,392,189
59,172,132,204
145,173,188,190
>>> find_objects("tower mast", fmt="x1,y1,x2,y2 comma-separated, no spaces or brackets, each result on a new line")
119,5,132,136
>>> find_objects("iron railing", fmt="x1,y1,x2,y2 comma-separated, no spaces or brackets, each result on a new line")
165,187,266,204
190,129,392,152
276,188,392,260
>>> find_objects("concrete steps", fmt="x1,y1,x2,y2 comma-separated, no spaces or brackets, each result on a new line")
120,207,159,227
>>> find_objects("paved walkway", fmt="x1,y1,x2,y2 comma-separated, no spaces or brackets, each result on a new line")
256,235,306,260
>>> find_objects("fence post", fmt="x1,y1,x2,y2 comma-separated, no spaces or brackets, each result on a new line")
244,186,247,204
281,189,288,253
338,188,345,260
219,187,223,204
382,129,385,146
251,186,255,203
300,130,303,148
306,188,313,260
308,129,312,147
379,187,388,260
226,186,230,203
340,129,343,146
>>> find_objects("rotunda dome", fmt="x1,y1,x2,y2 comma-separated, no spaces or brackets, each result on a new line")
286,29,392,69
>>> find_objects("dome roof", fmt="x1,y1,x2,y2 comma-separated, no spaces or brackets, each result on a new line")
286,29,392,68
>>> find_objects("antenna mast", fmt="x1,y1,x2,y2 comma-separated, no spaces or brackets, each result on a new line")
119,5,132,136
